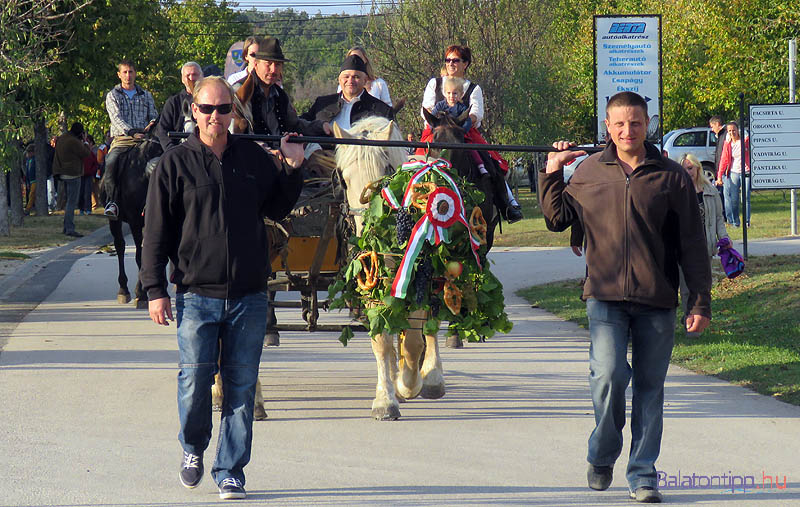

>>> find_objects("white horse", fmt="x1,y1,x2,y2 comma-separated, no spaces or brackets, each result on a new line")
333,116,446,420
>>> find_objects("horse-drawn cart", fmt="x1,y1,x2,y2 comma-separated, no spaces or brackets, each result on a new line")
265,173,365,333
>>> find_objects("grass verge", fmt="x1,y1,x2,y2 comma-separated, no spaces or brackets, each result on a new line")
0,212,107,251
517,255,800,406
493,187,800,248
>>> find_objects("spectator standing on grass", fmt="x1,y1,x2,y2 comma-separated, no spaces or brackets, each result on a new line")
709,115,727,221
52,122,90,237
678,153,730,337
24,145,36,212
539,91,712,504
716,121,751,227
80,135,98,215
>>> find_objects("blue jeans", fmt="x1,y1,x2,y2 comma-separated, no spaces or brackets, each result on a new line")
585,299,676,491
175,291,268,487
62,177,80,234
723,172,751,226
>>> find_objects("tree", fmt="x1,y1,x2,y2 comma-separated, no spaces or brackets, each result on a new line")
0,0,92,228
365,0,556,146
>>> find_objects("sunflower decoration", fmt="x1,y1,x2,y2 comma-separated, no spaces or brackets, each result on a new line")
329,159,512,345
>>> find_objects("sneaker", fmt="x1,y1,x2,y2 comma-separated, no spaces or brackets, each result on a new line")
630,486,663,503
104,202,119,219
65,231,83,238
179,452,203,489
218,477,246,500
506,204,523,224
587,464,613,491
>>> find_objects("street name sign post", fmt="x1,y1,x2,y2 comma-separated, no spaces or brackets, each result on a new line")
749,104,800,189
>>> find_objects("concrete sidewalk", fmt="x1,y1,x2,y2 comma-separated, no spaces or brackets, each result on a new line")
0,240,799,505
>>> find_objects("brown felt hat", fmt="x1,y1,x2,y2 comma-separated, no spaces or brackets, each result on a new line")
252,37,289,63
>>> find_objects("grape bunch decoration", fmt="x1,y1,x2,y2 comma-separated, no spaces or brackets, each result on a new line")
396,207,414,245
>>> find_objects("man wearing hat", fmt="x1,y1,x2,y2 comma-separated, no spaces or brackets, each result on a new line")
247,36,326,137
301,54,393,130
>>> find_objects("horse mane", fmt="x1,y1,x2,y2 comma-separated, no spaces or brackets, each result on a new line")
335,116,407,187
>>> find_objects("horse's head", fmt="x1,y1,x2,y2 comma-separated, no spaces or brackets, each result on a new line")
423,108,469,154
333,116,407,234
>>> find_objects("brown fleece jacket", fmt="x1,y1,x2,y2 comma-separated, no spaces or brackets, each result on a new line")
539,142,712,318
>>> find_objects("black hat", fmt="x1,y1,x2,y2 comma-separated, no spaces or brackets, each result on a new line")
252,37,289,63
340,54,367,74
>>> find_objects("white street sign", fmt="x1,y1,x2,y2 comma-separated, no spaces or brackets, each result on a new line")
749,104,800,189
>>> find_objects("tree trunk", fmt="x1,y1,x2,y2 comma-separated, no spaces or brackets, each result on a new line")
0,168,9,236
8,145,25,227
34,115,50,217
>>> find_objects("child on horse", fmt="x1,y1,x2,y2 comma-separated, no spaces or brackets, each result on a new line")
427,76,523,223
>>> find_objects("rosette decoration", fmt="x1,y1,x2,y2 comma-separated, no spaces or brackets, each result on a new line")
329,159,512,345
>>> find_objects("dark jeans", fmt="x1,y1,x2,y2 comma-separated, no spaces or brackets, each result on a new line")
62,177,80,234
175,291,268,487
104,148,121,203
585,298,676,491
79,175,93,212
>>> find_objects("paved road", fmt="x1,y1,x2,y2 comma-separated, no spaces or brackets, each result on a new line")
1,235,799,505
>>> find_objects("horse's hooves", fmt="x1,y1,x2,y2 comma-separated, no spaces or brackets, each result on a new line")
264,332,280,347
117,294,131,304
420,384,446,399
445,335,463,348
134,298,148,310
254,406,268,421
372,404,401,421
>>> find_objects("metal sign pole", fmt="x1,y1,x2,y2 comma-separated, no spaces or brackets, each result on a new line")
790,38,797,235
739,92,748,259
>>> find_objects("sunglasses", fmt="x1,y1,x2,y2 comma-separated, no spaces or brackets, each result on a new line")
444,58,462,63
195,103,233,115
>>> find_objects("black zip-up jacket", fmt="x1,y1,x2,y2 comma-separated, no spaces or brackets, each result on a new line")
154,89,193,152
539,141,712,317
141,132,302,301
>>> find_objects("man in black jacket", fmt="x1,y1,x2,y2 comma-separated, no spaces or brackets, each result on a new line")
709,115,727,220
141,76,304,501
301,53,393,130
155,62,203,151
247,37,326,137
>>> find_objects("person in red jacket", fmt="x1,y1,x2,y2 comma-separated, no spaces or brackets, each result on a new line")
715,121,750,227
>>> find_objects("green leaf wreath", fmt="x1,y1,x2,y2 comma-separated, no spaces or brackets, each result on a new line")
328,159,513,346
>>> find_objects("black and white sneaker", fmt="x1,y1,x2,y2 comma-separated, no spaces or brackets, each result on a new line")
103,201,119,219
179,451,203,488
218,477,246,500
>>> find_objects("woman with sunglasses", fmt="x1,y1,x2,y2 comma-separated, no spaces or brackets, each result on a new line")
417,45,523,223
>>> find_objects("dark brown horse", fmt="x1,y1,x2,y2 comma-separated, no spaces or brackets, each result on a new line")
103,134,162,308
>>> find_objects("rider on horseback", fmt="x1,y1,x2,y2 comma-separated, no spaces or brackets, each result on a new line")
103,59,158,219
154,61,203,152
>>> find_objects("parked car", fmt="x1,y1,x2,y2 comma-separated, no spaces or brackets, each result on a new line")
661,127,718,181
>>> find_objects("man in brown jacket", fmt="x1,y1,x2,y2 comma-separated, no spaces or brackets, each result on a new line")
539,92,711,504
53,122,90,237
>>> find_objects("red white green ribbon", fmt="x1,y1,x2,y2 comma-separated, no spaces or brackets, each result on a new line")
387,159,483,299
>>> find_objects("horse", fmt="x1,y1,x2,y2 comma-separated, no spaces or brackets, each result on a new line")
333,116,448,420
102,134,162,309
421,108,499,250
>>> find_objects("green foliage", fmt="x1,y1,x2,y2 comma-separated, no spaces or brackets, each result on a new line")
328,160,512,345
